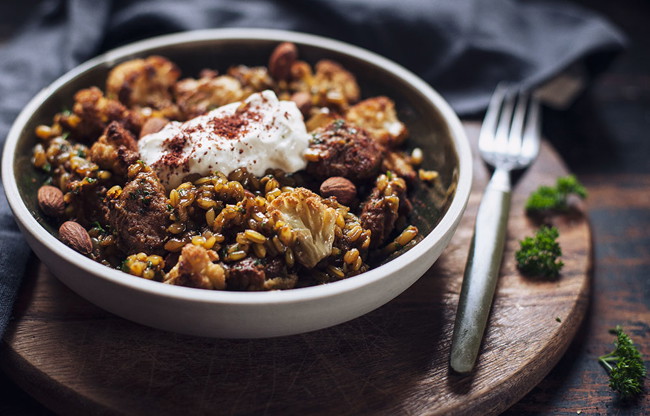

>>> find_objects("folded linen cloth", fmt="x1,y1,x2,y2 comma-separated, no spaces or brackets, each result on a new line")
0,0,625,337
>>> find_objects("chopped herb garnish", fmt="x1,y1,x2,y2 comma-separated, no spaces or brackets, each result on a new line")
333,119,345,130
515,226,563,277
92,221,106,233
129,188,152,201
598,326,646,399
526,175,587,215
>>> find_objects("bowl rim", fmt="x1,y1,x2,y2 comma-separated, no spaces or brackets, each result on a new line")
2,28,472,306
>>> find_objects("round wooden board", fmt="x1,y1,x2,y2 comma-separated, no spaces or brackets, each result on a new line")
1,123,592,416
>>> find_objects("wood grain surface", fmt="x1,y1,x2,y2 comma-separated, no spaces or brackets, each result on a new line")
0,123,592,416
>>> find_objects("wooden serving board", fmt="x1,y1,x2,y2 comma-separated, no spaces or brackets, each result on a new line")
1,123,591,416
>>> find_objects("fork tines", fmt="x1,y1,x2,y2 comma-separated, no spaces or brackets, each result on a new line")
479,84,541,167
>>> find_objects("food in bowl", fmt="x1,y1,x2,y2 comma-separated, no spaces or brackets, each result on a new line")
30,42,440,291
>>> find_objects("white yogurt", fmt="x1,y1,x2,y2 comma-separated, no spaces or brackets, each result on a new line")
138,90,309,189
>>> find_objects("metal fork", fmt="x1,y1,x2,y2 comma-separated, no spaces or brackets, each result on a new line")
450,85,541,374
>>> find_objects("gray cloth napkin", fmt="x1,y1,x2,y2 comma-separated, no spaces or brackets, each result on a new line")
0,0,625,337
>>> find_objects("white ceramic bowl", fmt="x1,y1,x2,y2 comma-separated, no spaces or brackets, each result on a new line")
2,29,472,338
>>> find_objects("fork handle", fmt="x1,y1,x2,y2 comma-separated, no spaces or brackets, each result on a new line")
450,168,511,374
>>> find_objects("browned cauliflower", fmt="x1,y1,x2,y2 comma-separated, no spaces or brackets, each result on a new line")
106,56,180,113
88,121,140,177
174,74,245,119
57,86,144,142
268,188,337,268
305,108,339,132
164,244,225,290
227,65,276,96
311,60,360,110
287,60,314,95
382,151,417,183
346,97,408,147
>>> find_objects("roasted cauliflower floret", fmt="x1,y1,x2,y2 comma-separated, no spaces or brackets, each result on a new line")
88,121,140,177
288,60,314,95
268,188,337,268
312,60,360,110
106,56,180,112
174,74,245,119
346,96,408,147
305,108,339,132
57,87,144,142
227,65,276,96
382,151,417,183
164,244,225,290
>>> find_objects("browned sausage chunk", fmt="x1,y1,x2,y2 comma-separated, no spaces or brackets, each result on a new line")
226,256,295,291
360,173,411,248
68,183,110,229
226,257,266,291
108,169,169,255
306,120,383,182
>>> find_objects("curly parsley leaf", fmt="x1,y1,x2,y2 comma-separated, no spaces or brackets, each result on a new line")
515,226,563,277
525,175,587,214
598,326,646,399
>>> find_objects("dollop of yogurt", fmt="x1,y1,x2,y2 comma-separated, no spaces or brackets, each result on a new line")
138,90,309,189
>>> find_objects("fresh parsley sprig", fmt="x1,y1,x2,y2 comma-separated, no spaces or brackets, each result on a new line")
525,175,587,215
598,326,646,400
515,226,563,277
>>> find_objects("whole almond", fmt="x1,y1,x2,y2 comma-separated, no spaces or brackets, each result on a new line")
59,221,93,255
320,177,357,205
269,42,298,81
37,185,65,217
139,117,169,138
290,91,312,117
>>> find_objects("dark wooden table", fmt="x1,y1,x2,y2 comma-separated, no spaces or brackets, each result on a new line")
1,2,648,415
